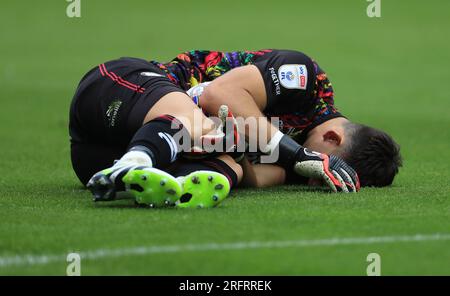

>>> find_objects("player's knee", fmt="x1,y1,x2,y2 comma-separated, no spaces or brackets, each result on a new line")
200,82,224,114
145,92,216,138
217,154,243,185
167,100,216,138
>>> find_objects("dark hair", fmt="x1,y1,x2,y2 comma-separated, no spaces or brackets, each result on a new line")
342,123,402,187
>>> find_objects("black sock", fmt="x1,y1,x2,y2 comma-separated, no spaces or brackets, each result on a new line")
168,158,239,188
127,115,190,169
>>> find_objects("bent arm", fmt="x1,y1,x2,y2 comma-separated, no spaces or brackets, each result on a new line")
199,65,279,146
239,157,286,188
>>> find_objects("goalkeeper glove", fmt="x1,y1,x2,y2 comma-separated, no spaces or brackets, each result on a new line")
293,149,360,193
273,133,360,193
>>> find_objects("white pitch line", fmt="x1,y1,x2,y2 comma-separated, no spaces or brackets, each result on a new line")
1,233,449,268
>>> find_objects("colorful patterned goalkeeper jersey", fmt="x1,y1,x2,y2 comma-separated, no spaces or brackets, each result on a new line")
151,49,343,144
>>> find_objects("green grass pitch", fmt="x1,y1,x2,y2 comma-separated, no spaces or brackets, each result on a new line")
0,0,449,275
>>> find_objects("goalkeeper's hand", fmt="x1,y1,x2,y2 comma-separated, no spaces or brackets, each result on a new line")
198,105,244,161
293,148,360,193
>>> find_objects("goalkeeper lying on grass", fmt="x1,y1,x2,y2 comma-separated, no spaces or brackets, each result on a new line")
69,49,402,208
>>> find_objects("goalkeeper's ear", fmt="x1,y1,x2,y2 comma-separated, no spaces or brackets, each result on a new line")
323,130,342,147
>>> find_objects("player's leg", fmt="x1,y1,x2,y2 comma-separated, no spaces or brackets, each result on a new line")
70,140,182,207
90,102,225,206
69,58,185,205
114,91,217,173
79,58,220,205
107,94,245,206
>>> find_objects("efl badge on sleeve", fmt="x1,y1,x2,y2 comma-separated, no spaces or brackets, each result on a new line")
278,64,308,90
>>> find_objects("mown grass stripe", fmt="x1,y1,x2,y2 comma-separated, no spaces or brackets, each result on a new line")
1,233,449,268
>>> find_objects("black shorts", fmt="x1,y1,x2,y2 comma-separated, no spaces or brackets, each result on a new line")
69,57,184,185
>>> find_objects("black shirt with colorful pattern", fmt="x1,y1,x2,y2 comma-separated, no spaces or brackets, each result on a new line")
151,49,343,144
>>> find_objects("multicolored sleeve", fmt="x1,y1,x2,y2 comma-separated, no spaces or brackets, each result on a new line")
159,50,272,89
311,62,341,122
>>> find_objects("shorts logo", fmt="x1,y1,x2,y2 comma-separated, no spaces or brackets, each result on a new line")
278,64,308,90
106,99,122,127
140,72,164,77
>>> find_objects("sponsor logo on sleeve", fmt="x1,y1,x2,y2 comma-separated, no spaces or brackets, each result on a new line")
278,64,308,90
269,67,281,96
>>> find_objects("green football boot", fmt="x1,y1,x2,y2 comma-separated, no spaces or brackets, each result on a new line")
87,164,182,207
122,168,182,207
176,170,231,208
